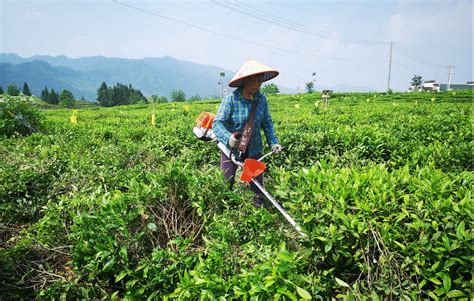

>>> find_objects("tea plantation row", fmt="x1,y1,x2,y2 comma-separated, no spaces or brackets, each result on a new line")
0,91,472,300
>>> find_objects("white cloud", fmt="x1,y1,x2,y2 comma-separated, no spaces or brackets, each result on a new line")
388,1,472,45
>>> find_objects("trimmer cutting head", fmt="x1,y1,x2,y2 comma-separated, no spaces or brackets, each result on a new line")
241,159,266,182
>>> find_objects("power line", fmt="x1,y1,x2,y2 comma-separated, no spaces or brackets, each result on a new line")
234,0,389,46
425,69,447,80
222,0,460,75
396,46,445,68
453,67,473,79
393,59,447,80
212,0,388,46
112,0,387,62
393,60,416,74
235,0,316,31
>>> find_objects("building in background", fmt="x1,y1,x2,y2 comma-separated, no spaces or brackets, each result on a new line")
439,81,474,91
422,80,440,92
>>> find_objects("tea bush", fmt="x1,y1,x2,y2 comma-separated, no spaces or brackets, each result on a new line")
0,95,44,137
0,91,472,299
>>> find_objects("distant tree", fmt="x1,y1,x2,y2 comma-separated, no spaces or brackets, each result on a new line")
149,94,168,103
97,82,147,107
149,95,157,103
41,87,50,102
305,81,314,93
97,82,109,106
410,75,423,91
0,86,4,94
80,96,86,101
22,82,32,96
49,89,59,105
170,89,186,102
260,83,280,95
188,94,202,102
127,84,147,104
6,84,20,96
59,89,75,108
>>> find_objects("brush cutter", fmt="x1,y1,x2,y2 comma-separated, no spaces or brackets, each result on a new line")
193,112,306,238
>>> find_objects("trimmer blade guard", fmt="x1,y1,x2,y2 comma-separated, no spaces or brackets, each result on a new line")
241,159,266,182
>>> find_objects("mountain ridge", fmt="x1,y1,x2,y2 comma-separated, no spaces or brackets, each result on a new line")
0,53,375,100
0,53,235,101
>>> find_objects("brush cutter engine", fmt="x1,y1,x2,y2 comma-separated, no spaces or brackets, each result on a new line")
193,112,243,164
193,112,216,141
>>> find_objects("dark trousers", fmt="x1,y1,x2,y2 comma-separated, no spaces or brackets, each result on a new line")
220,151,264,198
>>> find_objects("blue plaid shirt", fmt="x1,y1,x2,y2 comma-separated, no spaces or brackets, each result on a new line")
212,88,279,157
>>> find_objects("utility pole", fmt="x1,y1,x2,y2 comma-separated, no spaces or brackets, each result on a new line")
446,66,454,91
387,42,393,92
219,72,225,99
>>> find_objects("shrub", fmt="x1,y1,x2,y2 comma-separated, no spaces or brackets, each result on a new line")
0,95,44,137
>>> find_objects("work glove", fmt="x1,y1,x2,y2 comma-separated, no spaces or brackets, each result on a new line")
229,133,241,149
271,144,283,153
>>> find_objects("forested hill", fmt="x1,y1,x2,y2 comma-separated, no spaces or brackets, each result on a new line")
0,53,234,101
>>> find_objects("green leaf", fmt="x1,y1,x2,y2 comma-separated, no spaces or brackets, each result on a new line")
102,258,116,272
324,242,332,253
277,251,293,262
456,221,465,239
428,291,439,300
296,286,312,300
446,290,465,298
370,291,381,301
195,278,206,285
126,279,139,287
393,240,406,250
119,247,127,260
441,273,451,292
277,288,298,301
265,280,275,288
115,271,129,282
233,286,246,296
429,261,440,271
111,291,120,301
429,277,441,285
419,279,426,289
335,277,350,288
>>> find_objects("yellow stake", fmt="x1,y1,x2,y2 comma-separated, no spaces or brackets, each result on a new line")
151,109,156,127
70,110,77,124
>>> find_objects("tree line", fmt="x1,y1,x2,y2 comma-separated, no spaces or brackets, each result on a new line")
97,82,148,107
0,82,78,107
40,87,76,107
0,82,32,97
0,81,284,108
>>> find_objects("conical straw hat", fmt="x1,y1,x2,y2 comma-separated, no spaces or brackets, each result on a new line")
228,59,279,87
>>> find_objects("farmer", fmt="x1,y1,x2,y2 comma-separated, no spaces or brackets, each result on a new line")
212,59,282,207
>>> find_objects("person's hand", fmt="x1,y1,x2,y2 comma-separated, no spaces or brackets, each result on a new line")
271,144,283,153
229,133,241,148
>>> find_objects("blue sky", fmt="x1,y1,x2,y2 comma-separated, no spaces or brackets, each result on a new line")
1,0,472,91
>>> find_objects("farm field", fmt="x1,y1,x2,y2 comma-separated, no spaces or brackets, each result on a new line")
0,91,472,300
